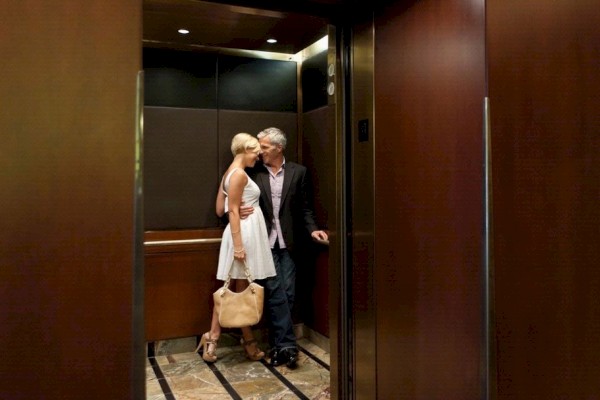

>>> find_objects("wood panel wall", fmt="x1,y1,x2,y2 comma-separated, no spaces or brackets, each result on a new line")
488,0,600,397
373,0,486,398
300,106,333,336
0,1,141,399
145,230,222,341
144,107,220,230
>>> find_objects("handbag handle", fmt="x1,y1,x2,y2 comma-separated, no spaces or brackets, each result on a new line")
220,259,257,294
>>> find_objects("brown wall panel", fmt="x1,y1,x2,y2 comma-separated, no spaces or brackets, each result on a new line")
144,107,219,229
302,106,333,229
0,1,141,398
312,250,330,335
300,106,333,336
144,230,223,341
218,56,298,112
488,1,600,398
374,0,486,398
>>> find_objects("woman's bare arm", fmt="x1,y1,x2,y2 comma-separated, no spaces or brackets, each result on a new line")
215,177,226,217
225,170,247,259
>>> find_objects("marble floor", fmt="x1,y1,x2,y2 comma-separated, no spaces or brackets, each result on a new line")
146,335,330,400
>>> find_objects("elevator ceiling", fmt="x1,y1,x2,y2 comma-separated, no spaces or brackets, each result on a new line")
144,0,342,54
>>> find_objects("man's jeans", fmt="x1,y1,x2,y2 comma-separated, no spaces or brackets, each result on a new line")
255,269,296,351
271,248,296,311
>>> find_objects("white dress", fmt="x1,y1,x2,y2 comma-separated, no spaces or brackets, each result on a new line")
216,168,277,281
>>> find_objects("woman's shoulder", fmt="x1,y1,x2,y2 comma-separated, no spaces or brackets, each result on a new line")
223,167,249,190
227,167,248,182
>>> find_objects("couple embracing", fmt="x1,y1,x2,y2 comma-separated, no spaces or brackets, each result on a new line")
197,127,328,368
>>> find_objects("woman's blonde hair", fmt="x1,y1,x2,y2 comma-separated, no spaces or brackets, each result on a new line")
230,132,259,156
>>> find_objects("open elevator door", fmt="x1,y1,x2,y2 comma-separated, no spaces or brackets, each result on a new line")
140,1,350,397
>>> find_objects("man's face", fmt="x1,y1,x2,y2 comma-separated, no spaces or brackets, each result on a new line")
259,137,281,166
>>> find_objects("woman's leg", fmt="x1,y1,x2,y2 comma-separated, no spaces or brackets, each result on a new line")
197,308,220,362
235,279,264,360
209,306,221,341
240,325,264,360
196,284,222,362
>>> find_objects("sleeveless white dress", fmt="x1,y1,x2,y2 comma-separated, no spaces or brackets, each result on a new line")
216,168,277,281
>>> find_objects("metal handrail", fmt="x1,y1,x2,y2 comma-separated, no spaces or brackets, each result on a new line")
146,237,329,247
144,238,222,247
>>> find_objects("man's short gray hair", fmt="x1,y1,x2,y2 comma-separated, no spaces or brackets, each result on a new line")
257,127,287,149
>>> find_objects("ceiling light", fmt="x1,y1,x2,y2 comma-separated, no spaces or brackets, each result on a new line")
178,29,189,35
267,38,277,44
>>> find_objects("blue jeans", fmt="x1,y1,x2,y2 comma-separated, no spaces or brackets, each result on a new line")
255,272,296,351
271,248,296,311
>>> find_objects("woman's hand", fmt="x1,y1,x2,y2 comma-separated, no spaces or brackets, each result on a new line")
233,247,246,261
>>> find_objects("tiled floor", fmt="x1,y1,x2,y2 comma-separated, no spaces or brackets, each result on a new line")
146,336,330,400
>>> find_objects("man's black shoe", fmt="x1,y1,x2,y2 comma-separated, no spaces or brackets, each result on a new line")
269,348,298,368
283,348,298,369
269,348,283,366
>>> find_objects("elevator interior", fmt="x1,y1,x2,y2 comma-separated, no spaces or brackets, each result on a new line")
141,0,344,396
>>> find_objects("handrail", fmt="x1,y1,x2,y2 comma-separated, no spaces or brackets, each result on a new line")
144,238,222,247
146,237,329,247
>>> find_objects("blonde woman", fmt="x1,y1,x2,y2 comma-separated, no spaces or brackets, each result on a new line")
197,133,276,362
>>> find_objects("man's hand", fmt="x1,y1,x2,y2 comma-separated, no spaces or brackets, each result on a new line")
239,204,254,220
311,230,329,242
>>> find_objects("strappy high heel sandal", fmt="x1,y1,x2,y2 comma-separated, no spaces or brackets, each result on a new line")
196,332,218,363
241,338,265,361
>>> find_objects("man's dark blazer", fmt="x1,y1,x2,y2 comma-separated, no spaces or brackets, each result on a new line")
248,161,319,253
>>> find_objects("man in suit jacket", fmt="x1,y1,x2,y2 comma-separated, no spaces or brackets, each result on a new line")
244,127,328,368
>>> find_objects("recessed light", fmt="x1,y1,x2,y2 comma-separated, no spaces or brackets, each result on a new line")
267,38,277,44
178,29,190,35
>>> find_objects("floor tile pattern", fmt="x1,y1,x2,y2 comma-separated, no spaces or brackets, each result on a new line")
147,337,330,400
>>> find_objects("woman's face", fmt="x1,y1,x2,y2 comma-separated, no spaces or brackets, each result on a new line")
245,147,261,167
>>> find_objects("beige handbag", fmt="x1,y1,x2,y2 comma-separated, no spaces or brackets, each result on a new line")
213,260,264,328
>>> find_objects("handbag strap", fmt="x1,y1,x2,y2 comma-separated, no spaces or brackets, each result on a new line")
222,259,255,290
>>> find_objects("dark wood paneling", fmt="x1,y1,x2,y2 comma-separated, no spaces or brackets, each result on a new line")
218,56,298,112
374,0,485,398
145,230,223,341
300,106,333,336
312,250,330,335
143,107,220,230
488,1,600,398
144,48,217,108
0,1,140,399
302,106,332,228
